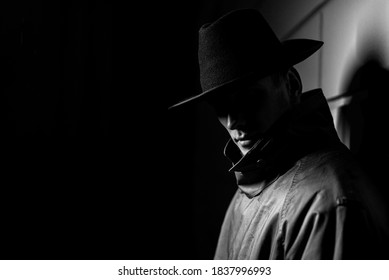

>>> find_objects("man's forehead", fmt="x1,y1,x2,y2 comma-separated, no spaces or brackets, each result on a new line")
208,75,274,104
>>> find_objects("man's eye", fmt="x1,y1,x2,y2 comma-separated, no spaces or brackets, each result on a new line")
213,105,228,117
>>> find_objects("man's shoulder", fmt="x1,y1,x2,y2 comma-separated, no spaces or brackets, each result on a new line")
289,147,368,210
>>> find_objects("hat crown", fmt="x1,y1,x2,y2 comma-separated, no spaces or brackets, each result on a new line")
198,9,283,92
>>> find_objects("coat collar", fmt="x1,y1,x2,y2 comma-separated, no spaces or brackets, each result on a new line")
224,89,342,198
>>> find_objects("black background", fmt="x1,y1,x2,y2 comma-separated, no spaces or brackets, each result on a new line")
0,0,214,260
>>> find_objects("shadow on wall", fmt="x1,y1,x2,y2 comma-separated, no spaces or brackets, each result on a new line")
337,54,389,207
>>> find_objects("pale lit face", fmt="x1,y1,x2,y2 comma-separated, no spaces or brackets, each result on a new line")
209,75,292,155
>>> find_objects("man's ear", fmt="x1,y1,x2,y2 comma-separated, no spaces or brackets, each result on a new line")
286,67,302,102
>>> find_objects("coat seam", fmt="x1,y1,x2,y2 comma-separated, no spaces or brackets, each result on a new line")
280,159,304,226
278,158,305,255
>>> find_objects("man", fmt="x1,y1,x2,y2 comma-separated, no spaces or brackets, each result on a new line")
169,9,389,259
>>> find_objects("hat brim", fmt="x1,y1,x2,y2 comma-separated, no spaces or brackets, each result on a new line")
168,39,323,110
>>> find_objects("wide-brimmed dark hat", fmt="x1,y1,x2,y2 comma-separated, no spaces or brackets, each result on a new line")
169,9,323,109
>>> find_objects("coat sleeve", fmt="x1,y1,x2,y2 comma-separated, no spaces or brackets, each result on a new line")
283,194,384,259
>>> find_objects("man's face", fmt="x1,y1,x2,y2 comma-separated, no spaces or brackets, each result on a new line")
209,75,292,155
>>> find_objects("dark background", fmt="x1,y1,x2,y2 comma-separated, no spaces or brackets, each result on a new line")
0,0,153,259
0,0,260,260
0,0,123,259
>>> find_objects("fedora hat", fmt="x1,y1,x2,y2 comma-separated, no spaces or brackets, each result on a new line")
169,9,323,109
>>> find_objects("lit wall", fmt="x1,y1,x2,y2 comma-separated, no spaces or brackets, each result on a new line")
261,0,389,148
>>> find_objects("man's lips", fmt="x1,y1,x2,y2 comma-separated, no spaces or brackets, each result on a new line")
237,139,254,149
234,132,261,147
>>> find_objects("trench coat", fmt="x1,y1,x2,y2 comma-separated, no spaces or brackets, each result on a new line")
214,89,389,259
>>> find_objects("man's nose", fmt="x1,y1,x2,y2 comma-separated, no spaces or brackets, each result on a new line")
226,113,245,130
